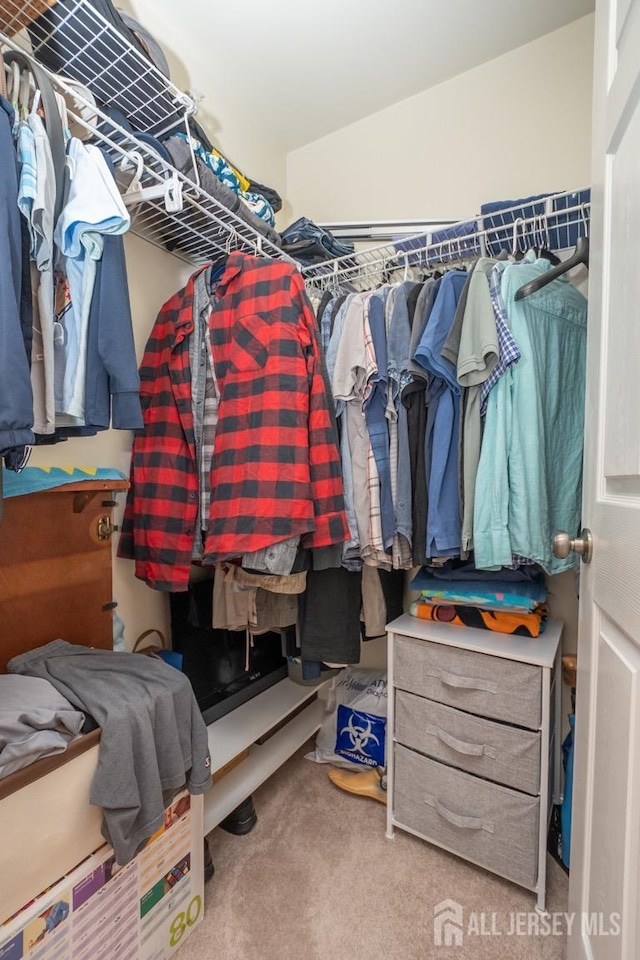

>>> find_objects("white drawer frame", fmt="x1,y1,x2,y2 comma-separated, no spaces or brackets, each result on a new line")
385,615,563,913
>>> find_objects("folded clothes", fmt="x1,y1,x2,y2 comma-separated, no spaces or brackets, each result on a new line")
410,569,546,612
409,600,547,638
280,216,354,260
163,135,281,247
413,559,544,584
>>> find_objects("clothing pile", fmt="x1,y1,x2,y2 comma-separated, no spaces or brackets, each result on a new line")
161,130,282,248
280,216,355,265
8,640,211,866
0,675,85,779
0,56,142,473
409,562,548,637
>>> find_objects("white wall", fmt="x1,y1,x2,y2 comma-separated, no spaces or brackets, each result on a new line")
286,15,594,224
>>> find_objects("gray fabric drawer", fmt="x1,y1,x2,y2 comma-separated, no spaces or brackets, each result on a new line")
394,634,542,729
395,690,541,795
394,744,539,888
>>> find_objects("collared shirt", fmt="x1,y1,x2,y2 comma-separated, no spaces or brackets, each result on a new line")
474,260,587,574
119,253,348,591
480,262,521,418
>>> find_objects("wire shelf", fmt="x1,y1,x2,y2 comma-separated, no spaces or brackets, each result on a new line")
302,190,591,293
83,100,290,265
0,39,291,265
0,0,194,135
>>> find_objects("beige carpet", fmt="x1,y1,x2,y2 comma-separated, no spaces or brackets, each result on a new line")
182,744,568,960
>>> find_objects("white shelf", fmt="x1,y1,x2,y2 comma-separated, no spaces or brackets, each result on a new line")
387,614,563,669
204,695,326,833
0,0,193,135
1,12,292,266
206,677,328,774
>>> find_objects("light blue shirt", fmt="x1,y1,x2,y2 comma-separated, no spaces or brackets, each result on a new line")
54,139,130,422
473,260,587,574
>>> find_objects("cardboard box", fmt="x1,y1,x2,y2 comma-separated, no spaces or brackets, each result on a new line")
0,791,203,960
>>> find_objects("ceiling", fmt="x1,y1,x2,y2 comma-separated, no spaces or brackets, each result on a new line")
126,0,595,153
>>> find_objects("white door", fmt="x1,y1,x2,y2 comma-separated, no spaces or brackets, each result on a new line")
568,1,640,958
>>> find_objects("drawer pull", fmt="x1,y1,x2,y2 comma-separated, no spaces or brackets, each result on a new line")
424,794,495,834
436,668,497,695
433,726,498,760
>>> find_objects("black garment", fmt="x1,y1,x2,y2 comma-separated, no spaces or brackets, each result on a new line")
362,568,405,641
300,567,362,664
403,278,440,565
315,289,334,333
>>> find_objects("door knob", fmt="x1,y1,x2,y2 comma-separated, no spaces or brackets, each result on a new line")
553,528,593,563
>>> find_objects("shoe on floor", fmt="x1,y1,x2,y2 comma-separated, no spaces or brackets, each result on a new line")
219,795,258,835
328,766,387,805
204,838,215,881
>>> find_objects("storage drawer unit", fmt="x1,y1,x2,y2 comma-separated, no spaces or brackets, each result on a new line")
394,744,539,888
386,615,563,912
394,633,542,728
395,690,542,795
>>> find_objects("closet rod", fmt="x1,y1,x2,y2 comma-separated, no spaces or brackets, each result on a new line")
315,219,459,243
302,190,590,292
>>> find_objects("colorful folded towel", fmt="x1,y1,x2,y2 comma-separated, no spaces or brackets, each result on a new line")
409,600,547,638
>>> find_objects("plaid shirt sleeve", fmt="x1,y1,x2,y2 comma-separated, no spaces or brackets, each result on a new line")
117,284,200,590
480,265,521,418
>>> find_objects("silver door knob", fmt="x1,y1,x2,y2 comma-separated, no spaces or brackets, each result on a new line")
553,528,593,563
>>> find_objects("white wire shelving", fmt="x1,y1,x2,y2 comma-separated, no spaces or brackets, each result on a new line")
1,30,292,265
0,0,193,135
302,190,591,294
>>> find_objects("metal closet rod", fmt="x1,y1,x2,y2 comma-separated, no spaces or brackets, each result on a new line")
316,219,460,243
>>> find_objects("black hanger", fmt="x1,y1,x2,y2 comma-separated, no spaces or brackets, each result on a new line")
514,236,589,301
534,247,561,266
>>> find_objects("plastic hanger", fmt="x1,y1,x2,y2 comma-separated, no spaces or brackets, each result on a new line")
514,236,589,301
18,66,32,121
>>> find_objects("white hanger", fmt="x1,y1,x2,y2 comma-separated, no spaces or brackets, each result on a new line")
121,151,184,213
402,252,410,282
511,217,525,258
18,67,32,120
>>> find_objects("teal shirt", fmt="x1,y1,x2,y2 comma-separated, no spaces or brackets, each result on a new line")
473,259,587,574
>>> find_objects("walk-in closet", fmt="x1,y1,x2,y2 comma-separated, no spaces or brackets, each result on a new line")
0,2,638,959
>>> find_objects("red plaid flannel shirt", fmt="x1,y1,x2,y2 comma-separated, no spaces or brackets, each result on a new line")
118,254,348,591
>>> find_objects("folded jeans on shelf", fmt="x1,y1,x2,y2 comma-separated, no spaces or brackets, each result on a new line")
280,216,354,258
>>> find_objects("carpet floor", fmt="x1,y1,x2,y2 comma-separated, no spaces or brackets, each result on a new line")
182,744,569,960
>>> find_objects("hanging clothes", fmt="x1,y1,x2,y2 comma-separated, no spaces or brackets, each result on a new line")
413,270,467,558
0,94,34,465
473,258,587,574
119,252,349,591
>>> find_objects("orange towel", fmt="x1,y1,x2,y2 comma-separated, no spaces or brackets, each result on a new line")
409,600,547,637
